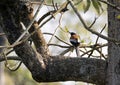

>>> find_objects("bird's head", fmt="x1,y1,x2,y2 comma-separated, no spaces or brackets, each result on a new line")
70,32,76,35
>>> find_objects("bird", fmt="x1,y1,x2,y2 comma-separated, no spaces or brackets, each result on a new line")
69,32,81,57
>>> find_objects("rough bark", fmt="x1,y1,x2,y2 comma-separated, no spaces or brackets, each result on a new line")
17,0,50,58
0,63,4,85
46,57,106,85
28,21,50,58
107,0,120,85
0,27,7,85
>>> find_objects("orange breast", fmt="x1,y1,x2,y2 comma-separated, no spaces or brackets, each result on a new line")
71,34,79,40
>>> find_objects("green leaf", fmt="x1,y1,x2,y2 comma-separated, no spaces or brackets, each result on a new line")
65,26,69,33
81,40,85,43
116,15,120,20
97,1,103,12
83,0,91,13
92,0,100,14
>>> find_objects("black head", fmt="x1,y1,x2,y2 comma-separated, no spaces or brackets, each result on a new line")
70,32,76,35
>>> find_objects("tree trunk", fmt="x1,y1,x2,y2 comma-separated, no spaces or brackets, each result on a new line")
0,63,4,85
0,27,7,85
107,0,120,85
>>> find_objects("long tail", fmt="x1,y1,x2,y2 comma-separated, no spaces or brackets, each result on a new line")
75,46,81,57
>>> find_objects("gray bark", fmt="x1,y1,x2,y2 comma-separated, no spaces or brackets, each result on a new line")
107,0,120,85
0,27,7,85
0,63,4,85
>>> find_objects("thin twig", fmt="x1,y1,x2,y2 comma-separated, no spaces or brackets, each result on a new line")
99,0,120,11
43,32,71,45
6,49,14,55
88,17,97,28
52,0,56,11
52,1,69,17
88,24,106,58
0,56,21,62
48,43,71,48
40,16,53,28
48,14,63,44
96,49,107,60
38,10,55,24
60,47,73,55
80,48,103,58
96,24,106,44
6,61,22,71
3,50,22,71
81,43,107,57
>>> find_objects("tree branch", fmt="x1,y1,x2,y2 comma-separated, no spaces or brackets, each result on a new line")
0,56,21,62
43,32,71,45
99,0,120,11
29,21,50,58
39,56,106,85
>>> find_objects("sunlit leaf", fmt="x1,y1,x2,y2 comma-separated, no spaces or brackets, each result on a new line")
92,0,100,14
97,1,103,12
81,40,85,43
83,0,91,13
65,26,69,33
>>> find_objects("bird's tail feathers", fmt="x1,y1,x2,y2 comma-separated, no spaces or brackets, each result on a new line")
75,46,81,57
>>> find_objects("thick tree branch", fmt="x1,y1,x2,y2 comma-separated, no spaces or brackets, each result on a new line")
35,57,106,85
29,22,50,58
0,55,106,85
15,1,50,58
